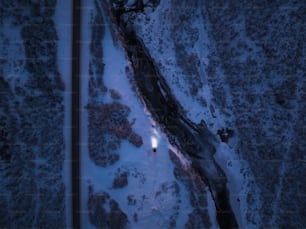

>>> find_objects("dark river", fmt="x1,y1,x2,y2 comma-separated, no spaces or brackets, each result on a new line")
102,2,238,228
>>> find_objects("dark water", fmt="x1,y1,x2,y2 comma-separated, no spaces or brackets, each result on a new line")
114,17,238,229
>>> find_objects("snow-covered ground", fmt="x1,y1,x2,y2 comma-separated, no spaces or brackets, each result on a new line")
80,1,198,227
118,1,264,227
214,143,261,228
54,0,73,227
126,0,230,135
206,187,219,229
102,18,193,228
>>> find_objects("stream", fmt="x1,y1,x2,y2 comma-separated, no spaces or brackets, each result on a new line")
101,2,239,228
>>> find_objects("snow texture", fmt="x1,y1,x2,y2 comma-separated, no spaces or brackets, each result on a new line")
0,1,67,228
79,1,214,228
118,0,306,227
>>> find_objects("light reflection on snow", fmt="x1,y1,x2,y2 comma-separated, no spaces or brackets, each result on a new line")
151,135,158,149
151,128,160,150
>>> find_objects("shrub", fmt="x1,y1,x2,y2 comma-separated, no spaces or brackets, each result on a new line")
112,171,129,188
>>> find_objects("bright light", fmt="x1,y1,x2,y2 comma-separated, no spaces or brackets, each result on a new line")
151,136,158,148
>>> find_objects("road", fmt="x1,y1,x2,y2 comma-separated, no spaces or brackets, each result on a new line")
71,0,81,228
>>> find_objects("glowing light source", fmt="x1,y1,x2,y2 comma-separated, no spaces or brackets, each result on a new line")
151,136,158,149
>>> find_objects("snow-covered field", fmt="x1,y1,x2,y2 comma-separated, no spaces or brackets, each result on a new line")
2,0,303,228
115,0,275,227
80,2,198,227
116,1,306,228
124,0,231,135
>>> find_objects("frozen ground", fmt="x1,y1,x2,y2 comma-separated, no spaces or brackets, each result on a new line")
116,0,306,227
2,0,303,228
119,1,254,227
123,0,231,135
80,3,197,227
